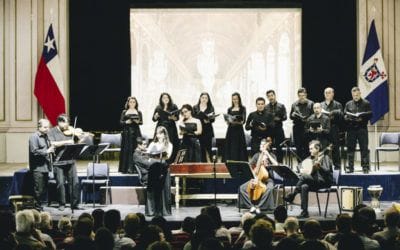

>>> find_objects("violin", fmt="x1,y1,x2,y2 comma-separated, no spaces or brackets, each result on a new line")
62,126,94,144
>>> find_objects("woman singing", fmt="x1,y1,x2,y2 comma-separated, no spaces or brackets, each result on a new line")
145,126,173,216
193,92,215,162
152,93,180,159
119,97,142,173
224,92,248,161
178,104,202,162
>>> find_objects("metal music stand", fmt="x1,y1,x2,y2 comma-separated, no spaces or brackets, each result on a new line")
226,160,256,212
54,143,86,213
271,165,299,207
80,143,110,207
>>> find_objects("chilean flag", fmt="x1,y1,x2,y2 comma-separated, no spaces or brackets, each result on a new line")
359,20,389,124
34,24,65,125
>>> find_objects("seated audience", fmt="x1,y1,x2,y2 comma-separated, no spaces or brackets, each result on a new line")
31,209,55,250
301,219,335,250
337,232,365,250
283,217,304,245
353,206,381,250
94,227,114,250
248,219,274,250
274,205,288,233
147,241,172,250
151,216,173,242
124,213,140,242
14,210,46,250
104,209,135,250
183,214,216,250
92,209,105,233
137,225,165,250
201,205,231,244
324,213,352,245
172,216,196,235
372,207,400,250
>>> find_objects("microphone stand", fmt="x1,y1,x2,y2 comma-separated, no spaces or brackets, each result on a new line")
213,155,217,206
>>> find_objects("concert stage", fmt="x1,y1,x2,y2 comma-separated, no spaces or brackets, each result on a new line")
0,161,398,230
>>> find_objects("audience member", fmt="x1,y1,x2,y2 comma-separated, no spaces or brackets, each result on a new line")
274,205,288,233
372,207,400,250
147,241,172,250
198,237,224,250
283,217,304,244
137,225,164,250
337,232,365,250
183,214,215,250
302,219,335,250
248,219,274,250
92,209,105,232
104,209,136,250
353,207,381,250
201,205,231,243
0,210,17,250
30,209,55,250
172,216,196,235
124,213,140,242
324,213,352,245
14,210,46,249
151,216,173,242
95,227,114,250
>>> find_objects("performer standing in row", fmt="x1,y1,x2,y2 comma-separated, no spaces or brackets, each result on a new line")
305,103,330,149
321,87,343,169
265,90,287,163
193,92,216,162
344,87,372,174
245,97,273,156
119,97,143,173
152,93,180,159
29,119,54,210
238,138,276,213
224,92,248,162
178,104,202,162
290,88,314,160
145,126,173,217
47,114,81,211
284,140,333,218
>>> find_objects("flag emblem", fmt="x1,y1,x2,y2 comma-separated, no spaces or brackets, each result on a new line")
363,58,387,83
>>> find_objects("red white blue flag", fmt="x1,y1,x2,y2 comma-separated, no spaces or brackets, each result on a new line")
360,20,389,124
34,24,65,125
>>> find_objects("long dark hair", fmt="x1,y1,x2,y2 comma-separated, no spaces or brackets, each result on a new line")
158,92,174,111
124,96,139,110
231,92,243,108
196,92,214,110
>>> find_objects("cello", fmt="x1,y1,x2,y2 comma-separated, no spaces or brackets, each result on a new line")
246,140,272,202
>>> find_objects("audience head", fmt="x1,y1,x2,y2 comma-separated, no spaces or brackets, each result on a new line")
299,240,327,250
181,216,196,235
201,206,222,229
337,232,364,250
384,207,400,228
91,208,105,232
284,217,300,235
30,209,41,229
139,225,164,249
104,209,121,234
58,216,72,234
274,205,288,224
151,216,172,241
124,213,140,239
136,212,148,233
249,219,274,249
302,219,322,240
15,210,35,234
73,217,93,238
240,212,255,227
94,227,114,250
353,206,376,235
254,213,275,230
147,241,172,250
335,213,352,234
243,218,257,238
198,237,224,250
276,237,300,250
39,211,52,231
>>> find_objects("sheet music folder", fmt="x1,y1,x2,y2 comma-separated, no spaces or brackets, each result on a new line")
270,165,299,182
226,160,255,182
55,144,86,163
79,143,110,158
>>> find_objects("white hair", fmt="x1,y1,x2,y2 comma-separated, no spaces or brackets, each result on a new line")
16,210,35,233
40,211,52,230
30,209,41,228
58,216,72,233
284,217,299,232
240,212,255,226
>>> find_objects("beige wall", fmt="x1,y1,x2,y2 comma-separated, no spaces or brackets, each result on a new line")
0,0,68,163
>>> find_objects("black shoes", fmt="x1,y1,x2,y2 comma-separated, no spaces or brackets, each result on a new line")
345,167,354,173
362,168,370,174
298,210,309,218
284,193,296,203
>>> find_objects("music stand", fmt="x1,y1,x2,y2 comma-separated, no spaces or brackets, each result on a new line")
226,160,255,212
54,144,86,213
80,143,110,207
271,165,299,207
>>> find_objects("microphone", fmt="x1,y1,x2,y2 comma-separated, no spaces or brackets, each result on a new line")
212,155,217,163
279,139,290,147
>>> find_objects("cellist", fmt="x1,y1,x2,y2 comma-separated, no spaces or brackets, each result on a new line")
238,137,276,214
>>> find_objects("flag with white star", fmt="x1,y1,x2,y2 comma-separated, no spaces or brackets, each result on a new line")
34,24,66,125
359,20,389,124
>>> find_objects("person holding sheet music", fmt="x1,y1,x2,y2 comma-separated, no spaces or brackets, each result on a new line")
265,90,287,163
119,96,143,173
238,138,276,213
193,92,217,162
344,87,372,174
29,119,54,210
321,87,344,170
305,103,330,149
145,126,173,216
178,104,202,162
152,93,180,159
290,87,314,161
47,114,81,211
224,92,248,162
284,140,333,218
245,97,274,156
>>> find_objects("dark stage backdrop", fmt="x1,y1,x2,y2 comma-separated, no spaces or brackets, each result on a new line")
70,0,356,131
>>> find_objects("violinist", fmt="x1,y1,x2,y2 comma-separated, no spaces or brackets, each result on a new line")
29,119,54,210
284,140,333,218
47,114,81,211
238,138,276,214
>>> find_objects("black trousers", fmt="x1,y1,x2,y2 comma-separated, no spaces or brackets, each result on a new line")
329,125,342,169
32,171,49,206
271,127,285,163
238,179,275,210
346,128,370,170
54,164,80,207
293,125,308,160
294,174,329,212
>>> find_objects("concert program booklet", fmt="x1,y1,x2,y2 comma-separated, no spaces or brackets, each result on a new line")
223,114,243,123
179,123,197,134
345,111,369,118
158,109,180,120
197,111,220,120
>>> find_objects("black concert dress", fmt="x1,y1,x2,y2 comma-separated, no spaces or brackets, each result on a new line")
118,110,142,173
193,105,215,162
180,122,201,162
224,107,248,161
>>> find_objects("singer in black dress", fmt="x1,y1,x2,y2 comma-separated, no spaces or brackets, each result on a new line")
178,104,202,162
224,92,248,161
152,93,180,159
193,92,216,162
119,97,143,173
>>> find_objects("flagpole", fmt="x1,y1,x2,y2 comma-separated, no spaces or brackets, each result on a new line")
374,124,378,170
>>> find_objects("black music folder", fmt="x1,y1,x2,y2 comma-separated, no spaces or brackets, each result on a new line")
271,165,299,182
226,160,255,183
54,144,86,163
